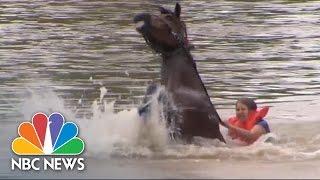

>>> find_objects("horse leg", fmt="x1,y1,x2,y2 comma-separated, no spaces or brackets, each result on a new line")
180,110,225,143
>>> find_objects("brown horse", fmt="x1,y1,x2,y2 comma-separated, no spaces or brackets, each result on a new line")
134,3,225,143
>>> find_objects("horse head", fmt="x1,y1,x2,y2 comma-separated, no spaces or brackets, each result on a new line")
134,3,189,54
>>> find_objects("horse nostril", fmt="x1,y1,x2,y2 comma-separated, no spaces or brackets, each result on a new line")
133,13,150,23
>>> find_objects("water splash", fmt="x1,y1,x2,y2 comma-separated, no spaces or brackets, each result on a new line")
19,85,171,158
18,85,320,161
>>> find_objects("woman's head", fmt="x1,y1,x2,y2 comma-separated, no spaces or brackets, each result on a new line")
235,98,257,121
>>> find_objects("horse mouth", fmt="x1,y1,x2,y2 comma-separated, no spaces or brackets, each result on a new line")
135,21,145,32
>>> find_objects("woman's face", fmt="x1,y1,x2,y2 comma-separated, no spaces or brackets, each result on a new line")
236,102,249,121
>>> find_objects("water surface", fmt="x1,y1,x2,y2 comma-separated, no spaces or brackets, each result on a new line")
0,0,320,178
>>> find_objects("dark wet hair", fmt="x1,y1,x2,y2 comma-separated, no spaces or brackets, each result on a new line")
236,98,257,111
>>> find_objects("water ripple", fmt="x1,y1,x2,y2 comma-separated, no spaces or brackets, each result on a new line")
0,0,319,121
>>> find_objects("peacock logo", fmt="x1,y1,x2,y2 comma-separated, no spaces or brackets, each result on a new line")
12,112,85,155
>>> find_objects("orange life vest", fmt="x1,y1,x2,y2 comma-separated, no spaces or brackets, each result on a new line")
228,106,269,131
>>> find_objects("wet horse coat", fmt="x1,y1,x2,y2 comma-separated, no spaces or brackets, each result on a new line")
134,3,225,143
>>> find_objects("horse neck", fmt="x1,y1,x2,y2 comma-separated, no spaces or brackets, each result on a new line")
160,48,208,94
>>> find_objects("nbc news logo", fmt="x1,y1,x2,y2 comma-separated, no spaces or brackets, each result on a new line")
11,112,85,171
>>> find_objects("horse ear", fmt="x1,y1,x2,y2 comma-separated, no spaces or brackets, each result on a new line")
175,3,181,18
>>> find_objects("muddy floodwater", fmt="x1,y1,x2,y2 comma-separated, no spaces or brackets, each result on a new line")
0,0,320,178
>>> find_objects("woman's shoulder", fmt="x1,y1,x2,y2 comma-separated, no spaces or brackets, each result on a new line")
255,119,270,133
256,118,268,124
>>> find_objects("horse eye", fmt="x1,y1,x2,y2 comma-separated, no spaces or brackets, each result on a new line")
165,15,173,20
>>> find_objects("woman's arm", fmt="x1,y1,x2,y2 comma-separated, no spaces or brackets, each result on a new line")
226,123,267,144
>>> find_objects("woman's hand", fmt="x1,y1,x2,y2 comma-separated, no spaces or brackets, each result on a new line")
226,124,267,144
219,119,230,129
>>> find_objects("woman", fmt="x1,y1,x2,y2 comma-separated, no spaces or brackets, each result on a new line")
221,98,271,145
